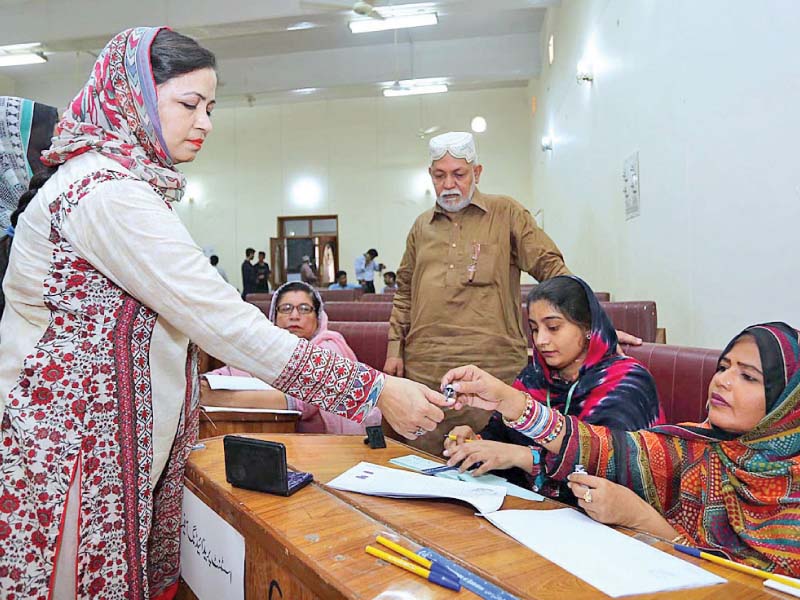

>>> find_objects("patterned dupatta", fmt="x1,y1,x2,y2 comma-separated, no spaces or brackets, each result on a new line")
0,28,197,600
556,322,800,576
41,27,185,202
516,275,661,429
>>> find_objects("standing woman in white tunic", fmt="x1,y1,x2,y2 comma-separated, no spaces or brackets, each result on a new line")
0,27,445,600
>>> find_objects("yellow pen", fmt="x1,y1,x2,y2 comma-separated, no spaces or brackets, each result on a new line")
376,535,433,569
675,545,800,590
365,545,461,591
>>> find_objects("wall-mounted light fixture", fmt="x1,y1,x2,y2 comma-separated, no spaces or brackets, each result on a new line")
576,59,594,83
470,116,487,133
540,136,553,152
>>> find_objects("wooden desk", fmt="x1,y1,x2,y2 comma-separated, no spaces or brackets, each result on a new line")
180,434,783,599
198,409,298,439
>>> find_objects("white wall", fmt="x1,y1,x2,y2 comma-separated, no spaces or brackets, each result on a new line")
0,74,15,96
530,0,800,348
176,87,533,290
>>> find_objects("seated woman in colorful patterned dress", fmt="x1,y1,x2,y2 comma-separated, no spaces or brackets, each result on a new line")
444,275,662,500
203,281,382,433
443,322,800,576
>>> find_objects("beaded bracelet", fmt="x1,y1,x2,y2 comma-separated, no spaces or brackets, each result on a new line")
502,391,535,428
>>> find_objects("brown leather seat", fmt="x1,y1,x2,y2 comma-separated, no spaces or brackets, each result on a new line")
599,301,658,343
245,292,272,303
521,286,610,303
520,300,658,344
324,301,393,321
359,293,396,303
624,343,719,424
319,289,361,302
327,321,389,371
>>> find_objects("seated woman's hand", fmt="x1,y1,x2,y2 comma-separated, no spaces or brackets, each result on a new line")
378,375,448,440
443,425,476,453
440,365,516,411
567,473,652,529
443,438,531,477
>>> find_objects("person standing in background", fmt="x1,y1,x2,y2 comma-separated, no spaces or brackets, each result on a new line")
355,248,384,293
300,255,318,285
210,254,228,283
254,250,271,292
241,246,256,298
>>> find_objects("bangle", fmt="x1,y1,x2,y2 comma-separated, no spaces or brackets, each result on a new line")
540,414,564,444
502,391,534,428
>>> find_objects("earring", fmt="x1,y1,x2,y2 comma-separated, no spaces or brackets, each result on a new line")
585,333,591,340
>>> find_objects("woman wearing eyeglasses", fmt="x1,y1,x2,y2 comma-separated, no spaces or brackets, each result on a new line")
203,281,382,433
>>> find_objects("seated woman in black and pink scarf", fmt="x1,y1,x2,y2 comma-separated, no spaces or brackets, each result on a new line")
444,275,663,501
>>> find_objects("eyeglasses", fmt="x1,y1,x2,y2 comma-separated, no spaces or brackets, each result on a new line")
276,303,315,315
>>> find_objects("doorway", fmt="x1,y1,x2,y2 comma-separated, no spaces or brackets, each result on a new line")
271,215,338,288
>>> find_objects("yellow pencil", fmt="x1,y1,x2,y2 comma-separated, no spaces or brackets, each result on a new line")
675,545,800,590
445,433,477,443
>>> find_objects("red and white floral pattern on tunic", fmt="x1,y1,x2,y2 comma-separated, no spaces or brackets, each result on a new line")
272,340,384,423
0,169,199,600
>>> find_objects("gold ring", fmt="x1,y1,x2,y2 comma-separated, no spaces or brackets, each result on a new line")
583,489,593,503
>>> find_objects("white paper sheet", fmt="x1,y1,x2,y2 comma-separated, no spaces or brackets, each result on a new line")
204,374,274,391
201,406,301,415
327,461,506,514
485,509,725,597
765,578,800,598
389,454,544,501
180,486,245,600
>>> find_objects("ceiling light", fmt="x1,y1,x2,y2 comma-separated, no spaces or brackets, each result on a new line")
383,83,447,97
470,116,487,133
0,42,42,52
0,53,46,67
287,22,316,31
350,12,438,34
292,87,319,95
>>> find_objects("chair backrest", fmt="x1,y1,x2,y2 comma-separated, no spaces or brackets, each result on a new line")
599,301,658,343
521,286,611,303
319,289,361,302
324,301,393,322
624,343,720,424
359,293,396,303
245,292,273,303
327,321,389,371
520,300,658,344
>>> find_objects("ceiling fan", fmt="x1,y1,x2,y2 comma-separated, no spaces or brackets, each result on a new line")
417,125,440,139
300,0,386,20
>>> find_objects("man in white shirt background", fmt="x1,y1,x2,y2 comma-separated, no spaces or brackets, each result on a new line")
354,248,384,293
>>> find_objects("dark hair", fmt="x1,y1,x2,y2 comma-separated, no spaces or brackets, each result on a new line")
384,271,396,281
258,251,266,258
150,29,217,85
527,277,591,331
335,270,347,279
245,248,255,257
209,255,219,265
367,248,378,258
276,282,320,315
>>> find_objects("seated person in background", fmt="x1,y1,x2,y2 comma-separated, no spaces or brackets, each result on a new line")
382,271,397,293
204,281,381,433
444,275,662,500
328,269,360,290
443,322,800,577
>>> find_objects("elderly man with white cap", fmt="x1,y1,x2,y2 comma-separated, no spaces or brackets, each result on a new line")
384,132,572,454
